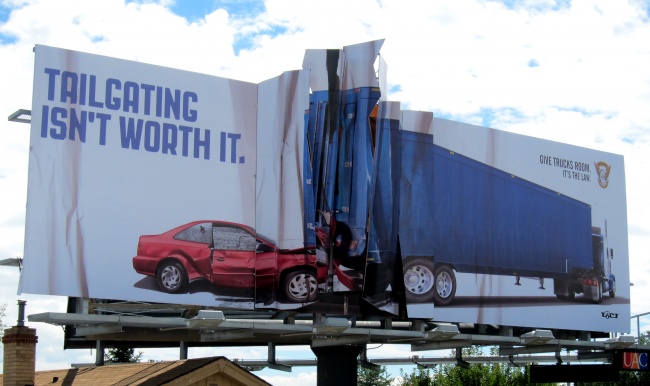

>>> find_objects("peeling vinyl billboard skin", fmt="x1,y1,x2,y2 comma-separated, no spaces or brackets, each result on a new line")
21,42,630,332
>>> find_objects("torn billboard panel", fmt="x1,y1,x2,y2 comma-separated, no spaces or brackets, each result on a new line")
20,42,630,332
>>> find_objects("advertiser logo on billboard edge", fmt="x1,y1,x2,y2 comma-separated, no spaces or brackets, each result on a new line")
601,310,619,319
595,161,611,189
621,351,649,371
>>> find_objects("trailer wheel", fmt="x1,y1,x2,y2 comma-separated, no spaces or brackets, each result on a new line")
556,292,575,301
554,278,575,301
433,265,456,306
593,279,603,304
403,258,436,303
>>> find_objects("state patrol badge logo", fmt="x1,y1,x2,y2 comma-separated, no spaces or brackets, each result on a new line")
594,161,611,189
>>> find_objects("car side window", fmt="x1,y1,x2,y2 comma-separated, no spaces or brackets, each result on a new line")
174,222,213,244
213,226,256,251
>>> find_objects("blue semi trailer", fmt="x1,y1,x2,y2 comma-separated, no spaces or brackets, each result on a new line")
302,76,616,309
394,126,616,306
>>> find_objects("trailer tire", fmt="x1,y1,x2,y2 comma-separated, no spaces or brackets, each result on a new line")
556,292,575,301
593,279,603,304
433,265,456,306
554,278,575,301
403,258,436,303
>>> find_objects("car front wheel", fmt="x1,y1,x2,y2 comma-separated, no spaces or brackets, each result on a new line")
282,270,317,303
156,260,188,294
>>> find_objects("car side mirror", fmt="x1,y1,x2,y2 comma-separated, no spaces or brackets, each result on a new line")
256,243,274,253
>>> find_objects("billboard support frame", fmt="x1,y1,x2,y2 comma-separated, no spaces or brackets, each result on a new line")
28,308,641,356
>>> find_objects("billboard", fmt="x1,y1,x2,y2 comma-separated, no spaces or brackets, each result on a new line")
20,42,630,332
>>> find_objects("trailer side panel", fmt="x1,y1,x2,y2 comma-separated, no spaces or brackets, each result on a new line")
398,129,594,278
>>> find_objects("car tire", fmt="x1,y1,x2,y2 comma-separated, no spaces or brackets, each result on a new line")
156,260,188,294
282,270,317,303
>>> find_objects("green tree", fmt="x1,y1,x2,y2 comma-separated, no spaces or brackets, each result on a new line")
396,345,555,386
104,347,143,363
398,367,434,386
433,346,556,386
357,365,393,386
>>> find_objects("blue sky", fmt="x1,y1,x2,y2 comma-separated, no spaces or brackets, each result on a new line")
0,2,11,22
166,0,266,21
139,0,288,54
493,0,571,11
1,1,650,385
0,3,15,43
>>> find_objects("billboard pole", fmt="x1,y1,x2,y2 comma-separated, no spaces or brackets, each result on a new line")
311,344,363,386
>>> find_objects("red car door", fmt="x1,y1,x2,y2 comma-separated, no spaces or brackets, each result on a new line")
170,221,214,280
210,224,256,290
254,243,278,300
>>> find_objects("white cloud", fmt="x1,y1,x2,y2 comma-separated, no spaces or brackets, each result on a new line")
1,0,650,381
259,370,317,386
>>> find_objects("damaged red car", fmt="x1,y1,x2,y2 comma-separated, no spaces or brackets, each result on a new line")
132,220,326,302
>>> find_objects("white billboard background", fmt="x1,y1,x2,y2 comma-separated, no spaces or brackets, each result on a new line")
21,45,259,305
256,70,310,249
